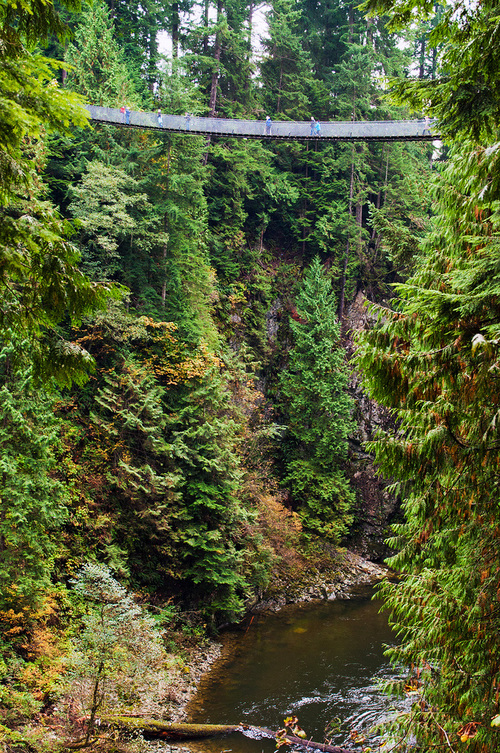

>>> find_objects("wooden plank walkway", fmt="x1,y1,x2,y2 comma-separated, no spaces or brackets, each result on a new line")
86,105,438,142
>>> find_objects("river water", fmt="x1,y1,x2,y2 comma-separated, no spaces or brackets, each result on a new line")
185,585,398,752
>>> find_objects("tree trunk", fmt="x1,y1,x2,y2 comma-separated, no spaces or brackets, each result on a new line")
277,57,283,113
161,144,172,307
203,0,223,165
172,1,180,59
84,660,105,746
148,27,157,92
355,199,363,253
418,36,426,79
102,718,243,739
99,718,354,753
338,149,355,321
209,0,223,116
259,726,355,753
248,0,254,53
203,0,210,55
302,153,309,254
371,149,389,262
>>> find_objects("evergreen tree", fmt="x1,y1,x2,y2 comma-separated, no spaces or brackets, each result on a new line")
357,0,500,748
103,0,163,91
0,341,68,612
49,0,144,215
166,365,249,620
411,6,443,81
69,562,166,743
362,0,500,140
357,138,500,753
64,306,248,621
64,307,195,570
259,0,314,119
65,0,138,107
256,0,425,305
0,0,118,385
279,257,355,540
203,138,297,284
181,0,256,118
138,133,219,343
89,356,179,575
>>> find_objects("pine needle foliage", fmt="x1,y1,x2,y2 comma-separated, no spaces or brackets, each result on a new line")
353,0,500,744
167,365,249,620
0,0,120,386
0,0,80,52
362,0,500,143
280,257,355,540
65,0,138,107
0,339,69,613
356,125,500,753
69,562,167,743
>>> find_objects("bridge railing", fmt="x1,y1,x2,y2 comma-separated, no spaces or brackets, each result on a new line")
85,105,437,140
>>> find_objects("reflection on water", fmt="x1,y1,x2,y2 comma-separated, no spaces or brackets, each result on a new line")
183,586,398,753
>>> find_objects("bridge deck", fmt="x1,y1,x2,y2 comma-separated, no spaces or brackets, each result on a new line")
86,105,437,142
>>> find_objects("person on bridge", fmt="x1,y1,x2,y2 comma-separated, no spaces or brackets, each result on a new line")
185,112,191,130
120,105,126,123
125,105,130,125
310,117,316,136
157,109,163,126
265,115,272,135
315,120,321,136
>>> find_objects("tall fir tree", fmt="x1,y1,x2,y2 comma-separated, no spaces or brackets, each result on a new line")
279,257,355,540
102,0,162,91
0,0,118,385
65,0,138,107
0,341,69,613
166,364,250,620
259,0,314,119
356,0,500,748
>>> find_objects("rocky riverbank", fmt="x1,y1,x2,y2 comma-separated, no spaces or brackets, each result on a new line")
250,548,388,612
164,642,224,723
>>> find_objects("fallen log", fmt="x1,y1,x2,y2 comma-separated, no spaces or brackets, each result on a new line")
102,717,242,739
253,725,355,753
101,717,355,752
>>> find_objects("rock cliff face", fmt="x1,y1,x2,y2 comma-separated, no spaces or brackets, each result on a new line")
342,291,400,561
263,289,399,562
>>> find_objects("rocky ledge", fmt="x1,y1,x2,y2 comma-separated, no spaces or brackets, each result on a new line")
249,548,389,613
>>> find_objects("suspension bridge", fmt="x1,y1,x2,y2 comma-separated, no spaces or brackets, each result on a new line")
86,105,437,142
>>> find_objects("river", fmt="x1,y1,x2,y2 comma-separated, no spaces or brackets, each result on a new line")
184,585,398,752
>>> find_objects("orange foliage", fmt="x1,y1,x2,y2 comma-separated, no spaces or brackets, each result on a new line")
0,592,59,651
144,338,219,385
254,491,302,560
